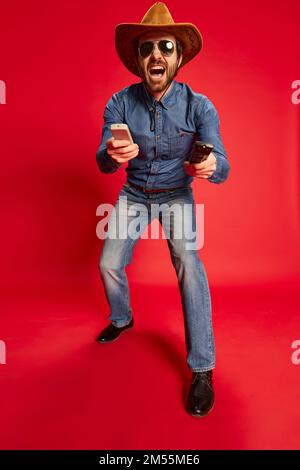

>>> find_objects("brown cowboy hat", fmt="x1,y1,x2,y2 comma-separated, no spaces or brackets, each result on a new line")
115,2,203,77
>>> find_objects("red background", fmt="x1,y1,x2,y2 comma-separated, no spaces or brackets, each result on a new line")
0,0,300,450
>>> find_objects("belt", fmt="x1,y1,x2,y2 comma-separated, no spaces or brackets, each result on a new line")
127,181,187,194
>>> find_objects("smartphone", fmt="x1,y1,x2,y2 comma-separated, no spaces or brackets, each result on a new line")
189,141,214,164
110,124,133,144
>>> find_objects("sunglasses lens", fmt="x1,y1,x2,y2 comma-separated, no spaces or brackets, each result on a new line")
139,42,153,58
139,40,175,58
159,40,175,56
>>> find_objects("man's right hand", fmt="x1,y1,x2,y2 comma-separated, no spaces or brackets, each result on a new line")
106,137,139,163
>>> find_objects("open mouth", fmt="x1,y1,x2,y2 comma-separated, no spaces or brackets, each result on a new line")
148,65,166,79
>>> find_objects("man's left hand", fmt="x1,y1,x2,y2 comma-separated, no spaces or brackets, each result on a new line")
184,152,217,179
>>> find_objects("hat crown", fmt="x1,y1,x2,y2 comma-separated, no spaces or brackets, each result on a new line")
141,2,175,25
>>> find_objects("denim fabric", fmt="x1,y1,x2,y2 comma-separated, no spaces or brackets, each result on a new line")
99,183,215,372
96,80,230,188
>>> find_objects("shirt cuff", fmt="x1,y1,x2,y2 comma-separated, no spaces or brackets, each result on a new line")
97,149,122,173
207,153,223,183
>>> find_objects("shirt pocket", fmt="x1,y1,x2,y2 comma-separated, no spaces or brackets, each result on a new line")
131,132,148,161
167,131,196,160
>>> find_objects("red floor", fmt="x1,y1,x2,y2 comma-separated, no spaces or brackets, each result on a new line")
1,281,300,450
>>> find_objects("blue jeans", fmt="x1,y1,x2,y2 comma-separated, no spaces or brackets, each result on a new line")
99,182,215,372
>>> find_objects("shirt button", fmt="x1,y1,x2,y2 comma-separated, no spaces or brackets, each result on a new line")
157,135,161,140
156,112,160,116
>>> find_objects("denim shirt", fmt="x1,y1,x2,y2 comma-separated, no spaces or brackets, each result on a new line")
96,80,230,189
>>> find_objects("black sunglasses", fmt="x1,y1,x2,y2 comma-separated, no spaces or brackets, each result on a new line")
138,40,175,58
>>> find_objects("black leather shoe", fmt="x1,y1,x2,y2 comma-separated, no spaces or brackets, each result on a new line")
96,318,134,343
186,370,214,418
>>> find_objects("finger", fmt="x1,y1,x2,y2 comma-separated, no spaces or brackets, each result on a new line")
202,163,216,171
112,152,139,162
108,139,131,150
196,159,215,170
108,144,138,155
111,149,139,162
184,161,203,175
108,143,137,154
185,161,211,170
195,171,214,177
195,166,215,174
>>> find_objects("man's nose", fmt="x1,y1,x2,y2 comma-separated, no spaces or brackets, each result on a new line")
150,43,162,59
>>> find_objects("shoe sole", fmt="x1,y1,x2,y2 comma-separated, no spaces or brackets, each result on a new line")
96,325,134,343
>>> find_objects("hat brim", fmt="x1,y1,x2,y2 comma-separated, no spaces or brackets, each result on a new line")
115,23,203,77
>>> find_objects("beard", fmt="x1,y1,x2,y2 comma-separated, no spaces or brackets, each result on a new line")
140,60,179,94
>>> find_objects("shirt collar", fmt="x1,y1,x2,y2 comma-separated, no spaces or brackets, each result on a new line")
141,80,178,110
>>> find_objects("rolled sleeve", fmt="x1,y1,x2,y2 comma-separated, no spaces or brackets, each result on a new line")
196,97,230,184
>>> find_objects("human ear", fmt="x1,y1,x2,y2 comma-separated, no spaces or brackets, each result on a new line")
177,55,183,68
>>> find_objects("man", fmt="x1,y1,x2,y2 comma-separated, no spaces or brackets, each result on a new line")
96,2,230,418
